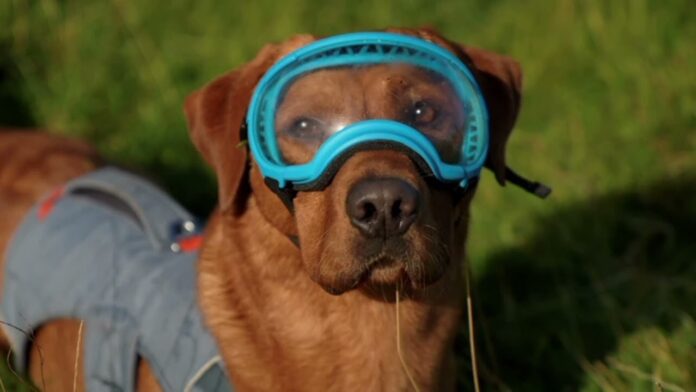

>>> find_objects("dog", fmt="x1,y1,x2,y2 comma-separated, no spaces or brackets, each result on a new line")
0,27,531,391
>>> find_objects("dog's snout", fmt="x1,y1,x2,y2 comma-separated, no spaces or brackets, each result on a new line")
346,178,419,238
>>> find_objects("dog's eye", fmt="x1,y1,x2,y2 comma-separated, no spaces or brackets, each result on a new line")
411,101,438,126
285,117,324,140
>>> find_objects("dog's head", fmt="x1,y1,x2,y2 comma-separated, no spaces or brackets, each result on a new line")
185,28,522,295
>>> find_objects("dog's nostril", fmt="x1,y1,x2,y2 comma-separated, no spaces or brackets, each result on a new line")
359,201,378,222
346,178,420,239
394,197,417,221
390,200,401,219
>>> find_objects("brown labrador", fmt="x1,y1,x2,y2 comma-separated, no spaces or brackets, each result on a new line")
0,27,522,391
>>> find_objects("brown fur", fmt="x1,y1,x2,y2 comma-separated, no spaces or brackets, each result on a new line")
0,27,522,391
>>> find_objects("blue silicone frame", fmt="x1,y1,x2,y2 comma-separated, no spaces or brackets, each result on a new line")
247,32,490,189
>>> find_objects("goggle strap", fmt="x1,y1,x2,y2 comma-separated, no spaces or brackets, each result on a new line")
263,177,297,212
504,167,552,199
263,177,301,247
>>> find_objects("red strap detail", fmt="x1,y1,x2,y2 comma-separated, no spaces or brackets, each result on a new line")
38,186,66,221
178,235,203,252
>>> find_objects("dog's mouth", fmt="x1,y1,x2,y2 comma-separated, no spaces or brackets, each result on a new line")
330,254,407,296
318,239,451,296
362,253,408,284
342,237,448,294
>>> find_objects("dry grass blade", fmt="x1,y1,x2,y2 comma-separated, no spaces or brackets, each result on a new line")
465,265,481,392
395,286,420,392
73,320,84,392
0,369,6,392
609,359,686,392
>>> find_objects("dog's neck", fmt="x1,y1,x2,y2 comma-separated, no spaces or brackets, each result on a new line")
198,197,465,391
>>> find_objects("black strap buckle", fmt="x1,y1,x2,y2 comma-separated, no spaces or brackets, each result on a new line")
505,167,552,199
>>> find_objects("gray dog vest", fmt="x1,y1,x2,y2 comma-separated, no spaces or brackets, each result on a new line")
1,167,233,392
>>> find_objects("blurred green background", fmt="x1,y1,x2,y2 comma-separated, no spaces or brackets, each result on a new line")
1,0,694,390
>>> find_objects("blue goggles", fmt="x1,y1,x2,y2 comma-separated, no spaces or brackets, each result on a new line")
247,32,544,197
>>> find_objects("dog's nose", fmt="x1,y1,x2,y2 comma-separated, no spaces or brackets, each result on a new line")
346,178,419,238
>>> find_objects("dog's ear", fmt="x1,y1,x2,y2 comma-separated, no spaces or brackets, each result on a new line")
390,27,523,185
456,45,522,185
184,45,279,215
184,37,314,215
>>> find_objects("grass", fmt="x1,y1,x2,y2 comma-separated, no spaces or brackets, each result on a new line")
457,174,696,391
1,0,695,390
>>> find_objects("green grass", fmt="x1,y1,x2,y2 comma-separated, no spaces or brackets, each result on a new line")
1,0,694,390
